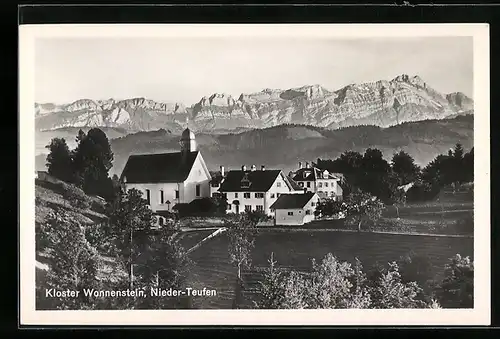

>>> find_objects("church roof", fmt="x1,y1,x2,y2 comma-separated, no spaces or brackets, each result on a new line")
270,192,316,210
120,151,199,184
218,169,282,192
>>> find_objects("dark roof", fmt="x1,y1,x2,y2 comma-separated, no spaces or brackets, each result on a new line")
218,169,281,192
291,168,316,181
270,192,316,210
291,167,343,182
120,151,199,184
287,176,304,191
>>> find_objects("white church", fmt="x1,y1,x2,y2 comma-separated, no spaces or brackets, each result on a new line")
120,127,212,213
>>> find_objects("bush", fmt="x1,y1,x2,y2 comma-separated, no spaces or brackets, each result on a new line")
435,254,474,308
245,210,268,224
172,198,221,218
454,213,474,234
62,185,91,210
406,182,439,202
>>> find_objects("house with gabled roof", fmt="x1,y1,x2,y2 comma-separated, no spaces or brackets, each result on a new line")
120,128,211,213
290,161,343,201
217,164,303,216
270,191,319,226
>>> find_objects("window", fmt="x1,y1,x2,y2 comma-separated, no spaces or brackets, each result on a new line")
306,210,311,215
159,217,164,226
325,182,329,187
245,205,252,212
256,205,263,212
307,182,311,188
241,177,251,188
299,182,304,187
227,204,232,210
235,193,238,198
277,182,281,187
196,184,201,197
175,190,179,199
244,193,250,199
255,192,264,198
145,189,151,205
287,211,293,216
271,193,275,198
311,202,315,207
160,190,164,204
318,182,323,188
277,193,281,197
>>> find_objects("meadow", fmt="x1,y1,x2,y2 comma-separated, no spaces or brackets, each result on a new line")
184,230,473,309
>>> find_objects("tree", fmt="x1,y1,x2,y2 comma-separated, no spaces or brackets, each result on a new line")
37,210,101,310
342,189,385,231
108,188,154,290
45,138,74,183
369,261,426,309
306,254,371,309
435,254,474,308
255,252,290,309
133,229,193,309
72,128,114,197
225,214,257,308
256,254,371,309
422,154,452,190
314,198,343,218
398,251,433,296
359,148,391,199
463,147,474,182
211,193,228,215
391,151,420,186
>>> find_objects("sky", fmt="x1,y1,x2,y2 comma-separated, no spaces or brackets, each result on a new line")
35,36,473,105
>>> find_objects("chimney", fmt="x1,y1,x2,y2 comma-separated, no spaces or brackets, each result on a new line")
298,161,302,169
251,165,256,171
242,165,247,172
220,165,225,176
261,165,266,171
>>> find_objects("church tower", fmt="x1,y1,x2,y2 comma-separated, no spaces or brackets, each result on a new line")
180,127,197,153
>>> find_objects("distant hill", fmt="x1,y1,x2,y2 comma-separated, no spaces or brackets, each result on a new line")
34,74,473,134
100,114,472,177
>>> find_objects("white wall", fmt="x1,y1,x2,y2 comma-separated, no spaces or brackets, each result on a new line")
124,153,212,212
125,182,180,212
225,172,301,216
274,194,319,226
316,178,343,200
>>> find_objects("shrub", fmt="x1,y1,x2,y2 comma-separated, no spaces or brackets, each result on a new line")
434,254,474,308
62,185,91,210
454,213,474,234
172,198,222,218
406,182,439,202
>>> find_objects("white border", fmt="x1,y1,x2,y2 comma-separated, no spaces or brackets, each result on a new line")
19,24,490,326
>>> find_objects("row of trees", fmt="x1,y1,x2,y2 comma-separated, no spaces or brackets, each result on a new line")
256,252,473,309
45,128,119,201
316,144,473,204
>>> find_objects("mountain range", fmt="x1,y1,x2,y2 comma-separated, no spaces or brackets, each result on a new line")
34,74,473,134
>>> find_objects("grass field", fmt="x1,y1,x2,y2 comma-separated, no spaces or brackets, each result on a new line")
184,230,473,309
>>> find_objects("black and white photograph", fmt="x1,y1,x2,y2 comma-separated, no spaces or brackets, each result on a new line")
19,24,490,326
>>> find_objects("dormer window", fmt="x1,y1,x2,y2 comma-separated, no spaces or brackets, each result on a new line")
241,173,251,188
